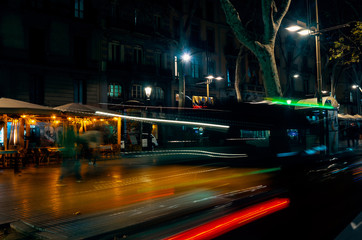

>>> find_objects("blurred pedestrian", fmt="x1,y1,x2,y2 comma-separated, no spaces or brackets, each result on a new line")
347,122,359,148
58,127,82,183
79,130,102,166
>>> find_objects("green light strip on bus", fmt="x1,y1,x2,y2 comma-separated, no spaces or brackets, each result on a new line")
267,98,335,109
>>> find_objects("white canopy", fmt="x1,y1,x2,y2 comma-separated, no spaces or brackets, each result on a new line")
0,97,57,115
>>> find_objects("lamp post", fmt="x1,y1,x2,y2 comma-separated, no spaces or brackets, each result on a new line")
352,85,361,114
176,53,191,109
205,75,223,104
286,3,322,105
285,0,326,149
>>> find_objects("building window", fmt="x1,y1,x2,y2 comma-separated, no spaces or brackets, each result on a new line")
207,28,215,52
190,24,200,44
134,9,138,26
154,87,164,100
154,15,161,32
108,83,122,98
28,0,44,9
74,36,87,66
208,60,215,75
29,28,45,63
133,46,143,65
226,64,235,88
74,79,86,104
155,51,162,68
174,56,178,77
108,42,124,63
191,58,200,78
206,0,214,21
110,3,120,19
29,75,44,105
74,0,84,19
173,18,180,39
132,84,143,99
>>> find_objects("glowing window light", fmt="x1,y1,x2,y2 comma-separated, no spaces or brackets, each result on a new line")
51,115,57,119
95,111,230,130
165,198,290,240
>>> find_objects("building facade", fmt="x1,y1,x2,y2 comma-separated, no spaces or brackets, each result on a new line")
1,0,356,113
0,0,240,109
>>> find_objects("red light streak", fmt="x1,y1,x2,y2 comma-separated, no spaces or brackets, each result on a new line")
164,198,290,240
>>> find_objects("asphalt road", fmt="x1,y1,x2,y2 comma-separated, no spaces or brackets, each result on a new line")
215,157,362,240
1,149,361,239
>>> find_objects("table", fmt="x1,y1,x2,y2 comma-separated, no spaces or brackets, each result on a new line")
0,150,20,168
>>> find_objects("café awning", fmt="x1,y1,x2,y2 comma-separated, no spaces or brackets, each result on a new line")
54,103,118,116
0,97,58,115
54,103,94,115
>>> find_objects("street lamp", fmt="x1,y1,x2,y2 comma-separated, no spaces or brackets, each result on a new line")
205,75,223,104
293,73,300,79
144,86,152,100
181,53,191,62
352,85,362,92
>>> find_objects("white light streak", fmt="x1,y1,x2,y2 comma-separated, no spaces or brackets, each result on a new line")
95,111,230,130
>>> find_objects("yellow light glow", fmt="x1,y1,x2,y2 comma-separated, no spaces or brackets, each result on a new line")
30,119,36,124
21,115,27,118
51,115,56,119
67,117,72,121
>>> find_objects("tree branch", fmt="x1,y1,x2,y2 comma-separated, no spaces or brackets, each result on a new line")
220,0,258,52
274,0,291,30
262,0,291,44
261,0,274,43
183,0,200,33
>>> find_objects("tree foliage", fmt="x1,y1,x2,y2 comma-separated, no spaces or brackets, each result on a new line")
329,21,362,65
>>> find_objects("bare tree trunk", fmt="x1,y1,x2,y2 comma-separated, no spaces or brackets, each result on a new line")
255,44,282,98
235,48,243,102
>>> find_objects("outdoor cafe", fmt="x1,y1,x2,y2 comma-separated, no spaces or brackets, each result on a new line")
0,98,122,170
